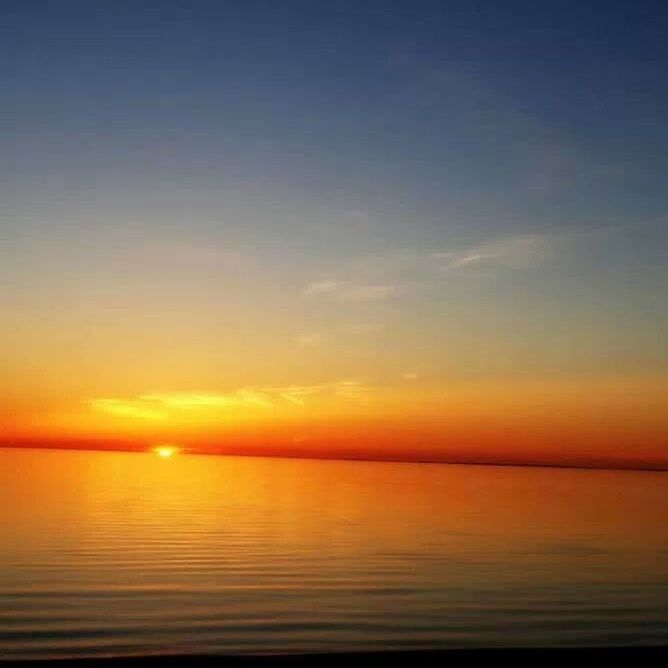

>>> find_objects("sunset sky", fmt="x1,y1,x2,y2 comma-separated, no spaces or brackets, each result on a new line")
3,1,668,468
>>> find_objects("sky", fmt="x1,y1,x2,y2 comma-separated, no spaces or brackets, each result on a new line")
3,0,668,468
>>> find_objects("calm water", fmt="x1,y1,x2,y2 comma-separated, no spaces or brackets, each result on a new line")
1,447,667,659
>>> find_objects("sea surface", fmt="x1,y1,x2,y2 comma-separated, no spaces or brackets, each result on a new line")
1,447,667,659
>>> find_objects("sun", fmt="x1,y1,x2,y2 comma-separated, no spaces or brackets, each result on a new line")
153,444,180,458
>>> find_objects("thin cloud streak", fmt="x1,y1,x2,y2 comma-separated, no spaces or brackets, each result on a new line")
88,399,169,421
293,333,324,346
303,235,555,310
432,234,551,272
89,381,368,420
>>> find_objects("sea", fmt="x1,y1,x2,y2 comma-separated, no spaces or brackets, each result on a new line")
1,446,667,659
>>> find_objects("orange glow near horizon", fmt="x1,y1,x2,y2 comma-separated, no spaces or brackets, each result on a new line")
2,375,667,470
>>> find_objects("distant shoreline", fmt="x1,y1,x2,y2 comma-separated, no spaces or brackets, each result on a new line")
2,647,668,666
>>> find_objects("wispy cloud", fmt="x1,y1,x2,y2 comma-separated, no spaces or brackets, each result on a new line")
432,234,550,272
433,250,504,269
303,280,396,302
303,235,554,307
293,332,324,346
302,280,341,296
88,399,169,421
293,323,384,347
297,234,556,328
254,380,367,405
89,381,368,420
141,390,273,409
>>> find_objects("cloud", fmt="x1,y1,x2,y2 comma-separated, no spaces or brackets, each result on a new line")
255,380,367,405
302,280,342,296
88,399,168,421
140,393,247,408
89,380,368,420
293,333,324,346
303,280,396,302
302,235,554,309
293,323,384,347
432,234,550,272
141,391,273,409
435,251,504,269
402,372,419,381
89,391,270,420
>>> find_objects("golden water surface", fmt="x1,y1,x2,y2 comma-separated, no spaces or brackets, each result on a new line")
1,447,667,659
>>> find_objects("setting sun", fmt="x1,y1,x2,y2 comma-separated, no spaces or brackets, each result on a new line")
153,445,180,459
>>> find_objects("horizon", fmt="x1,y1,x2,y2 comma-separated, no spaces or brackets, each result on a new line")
2,443,667,473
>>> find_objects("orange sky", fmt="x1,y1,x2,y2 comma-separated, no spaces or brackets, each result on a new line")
3,374,667,469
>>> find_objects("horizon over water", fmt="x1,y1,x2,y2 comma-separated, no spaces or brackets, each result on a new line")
1,447,667,660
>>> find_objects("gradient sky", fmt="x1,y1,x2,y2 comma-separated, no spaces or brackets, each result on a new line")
3,1,668,467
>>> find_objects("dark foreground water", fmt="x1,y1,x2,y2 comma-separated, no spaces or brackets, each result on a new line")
1,447,667,660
